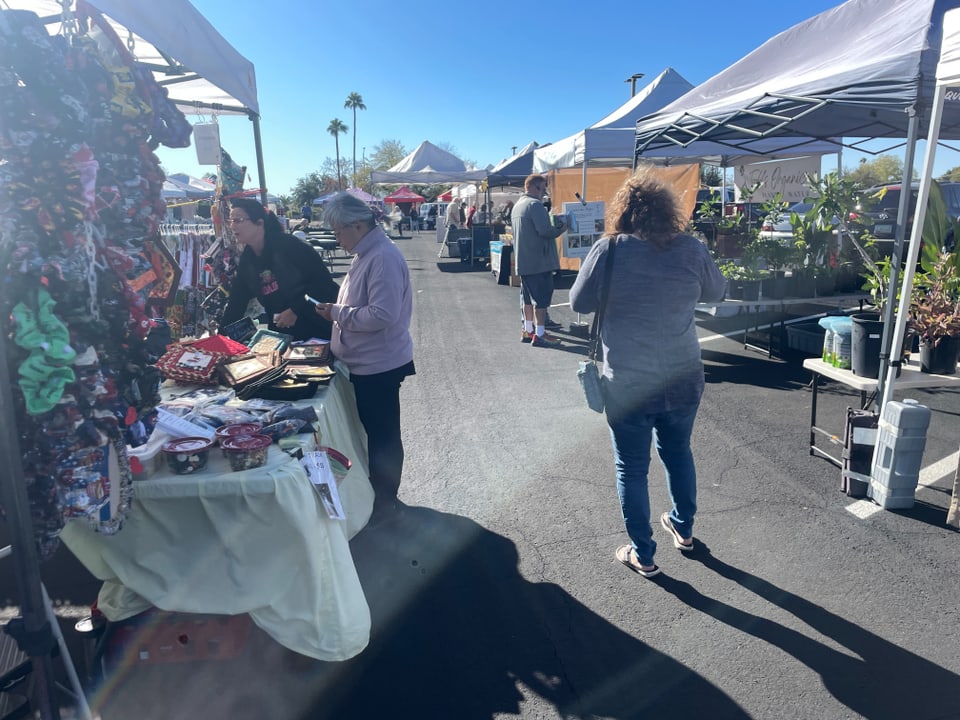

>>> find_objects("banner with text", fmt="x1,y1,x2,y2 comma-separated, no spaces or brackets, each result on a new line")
734,156,821,204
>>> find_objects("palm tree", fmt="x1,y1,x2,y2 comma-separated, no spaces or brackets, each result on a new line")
344,92,366,186
327,118,348,190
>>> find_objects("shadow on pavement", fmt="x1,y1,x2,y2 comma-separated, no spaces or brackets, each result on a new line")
435,261,490,273
654,542,960,720
309,507,749,720
702,348,809,390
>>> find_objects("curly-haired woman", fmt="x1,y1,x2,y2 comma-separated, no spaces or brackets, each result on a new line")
570,166,725,578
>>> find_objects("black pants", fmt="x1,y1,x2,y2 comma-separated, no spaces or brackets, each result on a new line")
350,361,414,506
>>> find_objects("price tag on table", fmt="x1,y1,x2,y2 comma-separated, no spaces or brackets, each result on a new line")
300,450,345,520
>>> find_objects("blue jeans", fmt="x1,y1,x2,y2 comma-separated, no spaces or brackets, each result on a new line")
605,393,700,566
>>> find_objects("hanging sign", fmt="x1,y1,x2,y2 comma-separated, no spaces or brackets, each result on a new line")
561,201,605,259
193,123,221,165
734,156,821,204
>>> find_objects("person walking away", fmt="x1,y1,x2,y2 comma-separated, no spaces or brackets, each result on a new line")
409,205,420,232
300,203,312,224
569,167,725,578
314,192,415,524
511,174,566,347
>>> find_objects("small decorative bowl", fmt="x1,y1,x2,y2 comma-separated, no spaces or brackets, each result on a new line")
162,437,214,475
221,433,272,472
214,422,263,454
318,446,351,483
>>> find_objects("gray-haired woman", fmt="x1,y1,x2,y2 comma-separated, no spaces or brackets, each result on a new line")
314,192,416,524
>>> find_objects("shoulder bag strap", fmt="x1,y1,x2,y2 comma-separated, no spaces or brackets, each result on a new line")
588,237,618,362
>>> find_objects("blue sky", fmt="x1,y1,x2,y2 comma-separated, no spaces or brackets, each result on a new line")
155,0,960,196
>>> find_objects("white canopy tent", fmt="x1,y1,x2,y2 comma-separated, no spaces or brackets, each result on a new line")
370,141,486,184
167,173,217,198
161,180,187,200
533,68,694,172
6,0,266,201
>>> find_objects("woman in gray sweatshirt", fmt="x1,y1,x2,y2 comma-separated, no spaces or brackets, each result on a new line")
570,167,725,578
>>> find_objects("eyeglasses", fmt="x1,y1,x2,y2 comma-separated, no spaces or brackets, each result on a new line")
229,217,250,225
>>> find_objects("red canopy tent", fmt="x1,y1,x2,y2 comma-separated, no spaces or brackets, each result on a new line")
383,185,425,204
437,189,453,202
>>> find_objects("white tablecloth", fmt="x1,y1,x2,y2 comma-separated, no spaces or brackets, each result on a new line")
60,370,374,661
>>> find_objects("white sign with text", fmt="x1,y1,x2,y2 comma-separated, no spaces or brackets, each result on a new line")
734,156,822,204
561,201,605,259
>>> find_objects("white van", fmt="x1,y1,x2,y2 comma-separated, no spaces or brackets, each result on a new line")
418,202,449,230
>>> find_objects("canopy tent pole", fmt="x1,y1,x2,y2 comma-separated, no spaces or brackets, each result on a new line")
875,111,919,404
837,146,844,255
250,112,268,206
581,160,588,199
0,332,61,720
877,93,947,411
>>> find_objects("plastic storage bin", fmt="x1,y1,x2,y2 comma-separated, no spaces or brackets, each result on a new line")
869,399,931,509
787,322,826,355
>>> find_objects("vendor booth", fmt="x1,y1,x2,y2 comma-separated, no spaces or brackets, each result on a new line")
0,3,374,717
634,0,960,516
634,0,960,402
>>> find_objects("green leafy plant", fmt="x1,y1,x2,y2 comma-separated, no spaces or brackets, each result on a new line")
910,251,960,344
790,172,862,277
717,212,745,234
747,193,793,271
906,181,960,345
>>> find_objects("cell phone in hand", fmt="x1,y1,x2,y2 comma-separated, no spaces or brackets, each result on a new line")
304,294,321,306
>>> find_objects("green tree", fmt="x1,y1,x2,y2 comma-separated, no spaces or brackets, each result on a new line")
344,92,366,186
327,118,348,190
701,165,722,187
319,157,349,192
369,139,407,170
290,171,326,211
938,166,960,182
844,155,907,188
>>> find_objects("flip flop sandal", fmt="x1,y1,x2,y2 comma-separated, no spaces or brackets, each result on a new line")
615,544,661,578
660,512,694,552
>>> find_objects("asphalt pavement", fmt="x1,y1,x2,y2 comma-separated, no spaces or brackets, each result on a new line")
4,229,960,719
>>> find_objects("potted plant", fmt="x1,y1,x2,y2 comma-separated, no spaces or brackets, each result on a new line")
750,194,793,298
847,231,909,377
719,256,769,301
790,172,862,298
910,247,960,374
716,212,745,258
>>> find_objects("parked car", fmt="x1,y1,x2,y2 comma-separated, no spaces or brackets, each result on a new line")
760,201,844,243
853,182,960,252
760,201,813,242
418,202,449,231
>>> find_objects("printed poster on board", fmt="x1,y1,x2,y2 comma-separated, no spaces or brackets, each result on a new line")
561,201,605,259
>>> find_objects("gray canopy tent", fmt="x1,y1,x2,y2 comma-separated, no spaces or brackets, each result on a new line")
635,0,960,402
